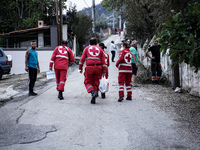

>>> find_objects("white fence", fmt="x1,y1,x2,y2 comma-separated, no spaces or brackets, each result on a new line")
137,44,200,97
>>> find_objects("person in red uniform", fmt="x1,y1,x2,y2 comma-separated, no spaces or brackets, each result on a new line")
49,40,75,100
99,42,110,99
79,38,106,104
116,42,133,102
118,28,121,36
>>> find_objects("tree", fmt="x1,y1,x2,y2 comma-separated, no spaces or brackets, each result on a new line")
0,0,66,33
66,6,79,37
149,0,193,33
156,0,200,88
95,13,108,29
74,13,93,51
125,0,156,46
101,0,194,46
157,0,200,73
101,0,125,11
65,7,92,52
101,0,156,46
102,0,200,89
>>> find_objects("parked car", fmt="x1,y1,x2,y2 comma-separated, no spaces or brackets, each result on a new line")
0,48,12,79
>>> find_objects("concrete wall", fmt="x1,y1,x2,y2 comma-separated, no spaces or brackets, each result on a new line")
137,42,200,97
62,24,68,41
50,25,57,50
3,50,54,75
38,33,44,48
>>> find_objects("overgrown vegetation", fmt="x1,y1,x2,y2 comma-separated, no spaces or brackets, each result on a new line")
0,0,64,33
95,14,108,29
65,6,93,53
101,0,200,72
157,0,200,72
0,1,93,53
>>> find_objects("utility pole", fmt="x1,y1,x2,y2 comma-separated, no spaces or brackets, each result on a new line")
59,0,63,45
119,15,121,29
113,10,115,30
92,0,95,33
56,0,63,46
118,14,121,36
56,0,59,45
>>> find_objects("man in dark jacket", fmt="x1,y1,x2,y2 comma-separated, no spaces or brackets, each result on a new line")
146,40,162,84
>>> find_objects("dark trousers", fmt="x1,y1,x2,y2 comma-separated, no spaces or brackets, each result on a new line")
151,61,162,81
111,51,115,62
28,67,37,93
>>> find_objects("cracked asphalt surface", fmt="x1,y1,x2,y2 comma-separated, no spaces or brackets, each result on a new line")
0,35,200,150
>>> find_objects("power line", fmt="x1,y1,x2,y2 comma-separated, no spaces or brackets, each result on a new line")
83,0,90,8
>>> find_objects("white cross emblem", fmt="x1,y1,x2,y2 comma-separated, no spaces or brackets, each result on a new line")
58,46,67,54
88,46,100,56
124,53,132,64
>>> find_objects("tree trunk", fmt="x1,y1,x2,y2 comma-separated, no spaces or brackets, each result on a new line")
173,61,180,89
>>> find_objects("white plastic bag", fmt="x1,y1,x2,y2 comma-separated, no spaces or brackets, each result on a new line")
99,76,109,93
46,70,55,79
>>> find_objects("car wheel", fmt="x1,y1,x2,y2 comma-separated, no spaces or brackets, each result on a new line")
0,69,2,80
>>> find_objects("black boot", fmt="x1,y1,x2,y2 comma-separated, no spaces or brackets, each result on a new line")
152,81,157,85
58,90,64,100
101,93,105,99
126,97,132,100
118,97,124,102
91,90,97,104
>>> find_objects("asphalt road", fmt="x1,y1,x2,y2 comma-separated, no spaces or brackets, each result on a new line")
0,34,199,150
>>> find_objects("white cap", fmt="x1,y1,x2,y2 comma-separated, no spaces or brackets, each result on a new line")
131,40,137,46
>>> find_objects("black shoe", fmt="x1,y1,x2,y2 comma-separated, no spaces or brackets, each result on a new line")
118,97,124,102
152,81,157,85
126,97,132,100
101,93,105,99
29,92,37,96
91,90,97,104
91,96,96,104
96,92,99,97
58,91,64,100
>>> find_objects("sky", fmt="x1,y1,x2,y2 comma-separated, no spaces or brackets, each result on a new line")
67,0,103,11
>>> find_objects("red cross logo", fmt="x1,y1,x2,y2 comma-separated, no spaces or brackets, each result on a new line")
124,53,132,64
58,46,67,54
89,46,100,56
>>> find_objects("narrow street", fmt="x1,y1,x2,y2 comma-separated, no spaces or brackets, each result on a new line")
0,34,200,150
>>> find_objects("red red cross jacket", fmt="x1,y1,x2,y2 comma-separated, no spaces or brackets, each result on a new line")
49,45,75,70
103,50,110,67
116,48,132,73
79,45,106,73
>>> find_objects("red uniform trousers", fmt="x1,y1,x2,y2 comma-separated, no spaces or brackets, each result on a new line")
84,66,102,93
118,73,132,97
105,67,109,79
55,69,67,91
